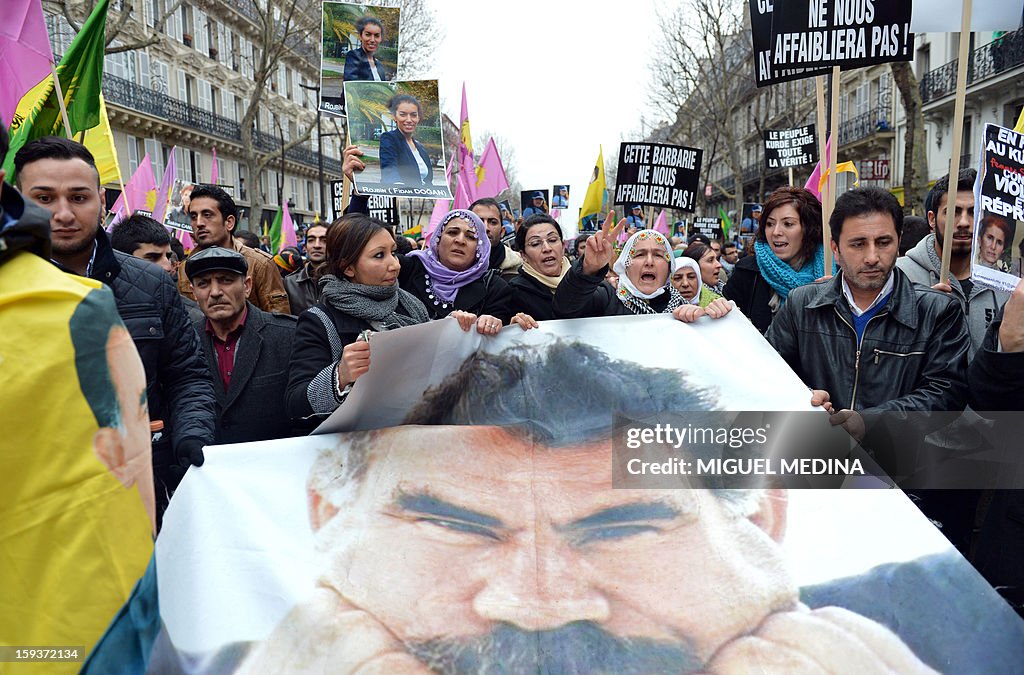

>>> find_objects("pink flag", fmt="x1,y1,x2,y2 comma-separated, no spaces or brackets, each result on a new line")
458,144,477,204
281,199,298,250
424,160,455,242
551,208,561,220
654,209,669,235
0,0,54,127
153,147,178,223
474,138,509,198
425,198,450,242
459,82,472,154
616,226,629,245
452,172,472,210
210,146,218,185
804,134,832,200
111,154,157,221
175,226,194,254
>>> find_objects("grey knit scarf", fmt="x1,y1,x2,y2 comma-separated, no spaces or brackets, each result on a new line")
318,274,430,328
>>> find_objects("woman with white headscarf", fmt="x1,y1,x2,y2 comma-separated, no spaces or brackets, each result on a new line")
670,256,733,322
553,215,730,323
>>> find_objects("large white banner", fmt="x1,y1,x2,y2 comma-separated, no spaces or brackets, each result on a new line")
153,315,1024,674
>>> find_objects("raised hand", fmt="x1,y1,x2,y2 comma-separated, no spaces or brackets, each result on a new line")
581,211,626,276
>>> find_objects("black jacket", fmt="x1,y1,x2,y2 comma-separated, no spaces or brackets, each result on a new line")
343,46,388,81
283,263,320,317
552,259,670,318
194,303,297,444
399,255,512,323
285,301,375,421
766,269,968,419
723,253,776,334
88,229,216,451
967,309,1024,616
0,182,51,263
509,270,559,321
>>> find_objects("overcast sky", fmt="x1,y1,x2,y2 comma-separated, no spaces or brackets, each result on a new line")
428,0,666,212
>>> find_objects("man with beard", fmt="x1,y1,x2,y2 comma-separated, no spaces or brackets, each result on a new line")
471,197,521,280
766,187,968,451
284,223,328,316
216,342,1023,674
14,136,215,527
897,169,1008,354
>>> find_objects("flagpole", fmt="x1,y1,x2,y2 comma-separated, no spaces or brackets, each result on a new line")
49,61,73,139
815,75,832,275
826,65,841,277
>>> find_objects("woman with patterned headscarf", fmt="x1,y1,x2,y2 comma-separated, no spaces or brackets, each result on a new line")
553,215,731,323
399,208,514,332
670,256,733,322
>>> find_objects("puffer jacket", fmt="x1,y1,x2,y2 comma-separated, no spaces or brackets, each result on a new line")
766,268,968,421
896,234,1007,356
89,228,216,451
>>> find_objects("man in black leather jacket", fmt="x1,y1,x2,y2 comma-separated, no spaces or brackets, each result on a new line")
766,187,968,469
15,136,216,526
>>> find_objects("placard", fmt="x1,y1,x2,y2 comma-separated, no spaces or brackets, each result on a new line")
330,179,346,221
689,216,725,241
344,80,452,200
770,0,913,70
320,2,401,117
764,125,817,169
971,123,1024,293
367,194,400,228
614,142,703,212
749,0,829,87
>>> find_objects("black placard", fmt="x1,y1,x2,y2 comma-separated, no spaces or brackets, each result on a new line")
764,125,817,169
770,0,912,70
688,217,724,241
749,0,829,87
614,142,702,212
331,180,346,221
367,195,401,228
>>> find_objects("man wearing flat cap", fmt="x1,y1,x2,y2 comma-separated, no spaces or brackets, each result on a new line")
188,248,299,444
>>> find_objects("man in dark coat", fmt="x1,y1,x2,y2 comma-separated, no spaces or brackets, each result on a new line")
284,222,327,316
15,136,216,525
187,247,297,444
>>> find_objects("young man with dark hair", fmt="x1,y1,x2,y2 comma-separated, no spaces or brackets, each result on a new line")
177,184,291,314
110,212,176,275
284,223,328,316
897,169,1008,353
15,135,216,524
766,187,969,445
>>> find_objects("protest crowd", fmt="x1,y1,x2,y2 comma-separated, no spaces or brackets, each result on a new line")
4,0,1024,672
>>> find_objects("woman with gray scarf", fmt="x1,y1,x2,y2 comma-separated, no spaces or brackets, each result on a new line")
287,214,451,419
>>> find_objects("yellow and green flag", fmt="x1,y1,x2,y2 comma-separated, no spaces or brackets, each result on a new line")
579,146,606,224
4,0,109,180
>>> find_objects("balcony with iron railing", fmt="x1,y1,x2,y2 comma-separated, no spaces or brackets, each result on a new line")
920,28,1024,104
102,74,341,175
838,106,894,146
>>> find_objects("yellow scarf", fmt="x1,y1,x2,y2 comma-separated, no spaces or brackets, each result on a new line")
521,257,571,293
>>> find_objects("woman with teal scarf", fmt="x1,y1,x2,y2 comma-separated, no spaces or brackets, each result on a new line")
723,186,824,333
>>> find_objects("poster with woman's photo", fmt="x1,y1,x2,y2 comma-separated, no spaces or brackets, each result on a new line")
498,199,514,233
344,80,452,199
551,185,570,209
320,2,401,117
971,123,1024,293
521,190,549,217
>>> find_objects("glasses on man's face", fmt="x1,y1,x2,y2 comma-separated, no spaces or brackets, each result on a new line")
527,236,562,249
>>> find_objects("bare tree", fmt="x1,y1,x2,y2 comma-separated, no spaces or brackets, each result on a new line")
54,0,184,54
648,0,752,218
890,62,929,215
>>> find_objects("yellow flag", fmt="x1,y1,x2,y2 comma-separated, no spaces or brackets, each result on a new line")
579,146,606,222
1014,107,1024,134
82,95,122,186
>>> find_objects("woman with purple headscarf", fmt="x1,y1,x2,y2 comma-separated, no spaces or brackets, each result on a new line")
400,209,514,332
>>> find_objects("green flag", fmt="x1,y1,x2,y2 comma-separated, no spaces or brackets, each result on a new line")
268,208,283,255
718,206,734,238
4,0,109,179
